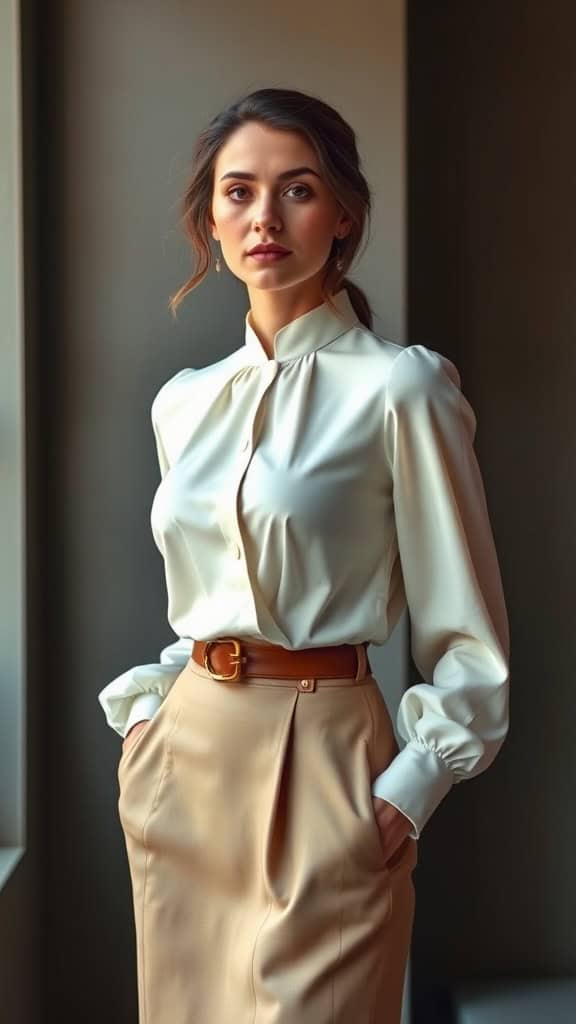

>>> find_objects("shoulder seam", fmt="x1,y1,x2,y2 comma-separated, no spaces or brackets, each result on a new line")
152,367,195,415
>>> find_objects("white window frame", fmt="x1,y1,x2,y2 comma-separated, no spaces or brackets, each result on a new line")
0,0,26,890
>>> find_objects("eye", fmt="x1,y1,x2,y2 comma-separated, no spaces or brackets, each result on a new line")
285,184,312,199
227,185,250,201
284,185,311,198
226,183,313,201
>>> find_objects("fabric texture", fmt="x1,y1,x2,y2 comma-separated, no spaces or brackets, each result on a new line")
117,656,417,1024
99,287,510,839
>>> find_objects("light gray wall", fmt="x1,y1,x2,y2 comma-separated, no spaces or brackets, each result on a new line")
31,2,406,1021
408,2,576,1020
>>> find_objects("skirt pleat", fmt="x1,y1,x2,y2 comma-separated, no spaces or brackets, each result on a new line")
117,654,417,1024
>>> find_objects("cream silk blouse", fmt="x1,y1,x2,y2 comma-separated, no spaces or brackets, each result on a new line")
98,287,510,839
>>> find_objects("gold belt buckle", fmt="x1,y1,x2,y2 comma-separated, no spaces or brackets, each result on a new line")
203,638,244,682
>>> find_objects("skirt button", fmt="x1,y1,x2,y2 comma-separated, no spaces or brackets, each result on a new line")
298,678,315,692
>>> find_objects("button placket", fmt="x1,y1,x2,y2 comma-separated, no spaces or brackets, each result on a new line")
228,373,273,564
221,361,278,569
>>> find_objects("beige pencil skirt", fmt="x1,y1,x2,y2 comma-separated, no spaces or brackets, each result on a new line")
117,643,418,1024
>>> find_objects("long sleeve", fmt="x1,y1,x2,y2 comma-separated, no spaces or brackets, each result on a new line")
370,344,510,839
97,389,192,738
98,636,193,737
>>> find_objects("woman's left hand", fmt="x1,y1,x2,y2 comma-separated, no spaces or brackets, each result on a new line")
372,796,413,865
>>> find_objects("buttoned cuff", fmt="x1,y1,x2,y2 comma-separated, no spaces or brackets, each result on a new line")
123,692,164,738
370,740,456,839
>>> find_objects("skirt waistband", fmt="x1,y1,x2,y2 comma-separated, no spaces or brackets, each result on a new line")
190,638,372,690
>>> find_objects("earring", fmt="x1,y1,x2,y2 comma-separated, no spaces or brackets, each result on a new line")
335,242,344,273
215,245,221,273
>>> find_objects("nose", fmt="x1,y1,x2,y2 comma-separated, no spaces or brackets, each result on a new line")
253,197,283,233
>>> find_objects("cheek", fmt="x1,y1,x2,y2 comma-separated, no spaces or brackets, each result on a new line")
294,207,335,247
212,200,245,236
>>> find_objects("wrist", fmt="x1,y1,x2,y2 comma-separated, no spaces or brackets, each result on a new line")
124,719,150,740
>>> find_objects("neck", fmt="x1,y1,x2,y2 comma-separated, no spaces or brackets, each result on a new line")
246,277,330,360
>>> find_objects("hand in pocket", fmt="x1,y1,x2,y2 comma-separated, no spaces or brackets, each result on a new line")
372,796,414,866
121,719,151,757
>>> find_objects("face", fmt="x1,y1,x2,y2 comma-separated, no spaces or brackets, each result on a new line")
209,121,351,297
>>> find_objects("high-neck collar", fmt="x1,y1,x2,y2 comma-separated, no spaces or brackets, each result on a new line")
244,288,361,364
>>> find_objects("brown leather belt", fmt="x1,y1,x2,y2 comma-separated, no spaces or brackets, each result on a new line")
191,637,372,690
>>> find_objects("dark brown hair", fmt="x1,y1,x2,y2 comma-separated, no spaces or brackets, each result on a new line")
168,87,373,329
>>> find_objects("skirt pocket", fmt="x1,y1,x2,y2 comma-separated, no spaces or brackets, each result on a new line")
117,718,152,773
361,678,419,876
117,672,185,840
117,670,184,779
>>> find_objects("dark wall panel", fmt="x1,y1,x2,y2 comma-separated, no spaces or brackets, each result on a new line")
408,1,576,1019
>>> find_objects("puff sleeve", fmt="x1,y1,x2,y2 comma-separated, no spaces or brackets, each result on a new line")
370,344,510,838
97,390,192,738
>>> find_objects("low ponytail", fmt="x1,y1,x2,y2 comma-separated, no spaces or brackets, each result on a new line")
340,278,373,330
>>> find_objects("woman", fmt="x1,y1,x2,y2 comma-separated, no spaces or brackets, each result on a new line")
98,87,510,1023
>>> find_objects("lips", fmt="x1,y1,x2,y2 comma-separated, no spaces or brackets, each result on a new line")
249,253,291,265
247,244,291,255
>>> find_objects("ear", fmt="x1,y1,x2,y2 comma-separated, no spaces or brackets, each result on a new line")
207,209,219,241
335,214,352,239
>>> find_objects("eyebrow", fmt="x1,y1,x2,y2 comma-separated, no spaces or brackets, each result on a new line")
219,166,322,182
